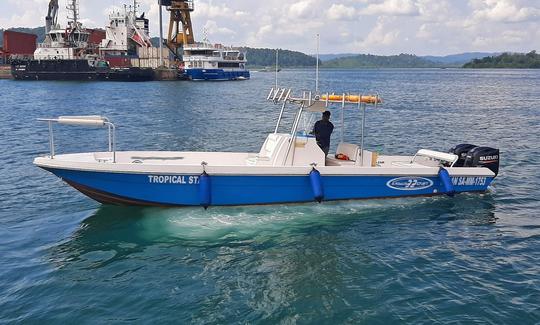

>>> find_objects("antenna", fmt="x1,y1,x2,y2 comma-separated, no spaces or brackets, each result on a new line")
275,48,279,90
316,33,320,93
203,27,209,44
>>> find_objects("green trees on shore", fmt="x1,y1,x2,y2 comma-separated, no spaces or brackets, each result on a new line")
463,51,540,68
244,48,317,68
322,53,438,68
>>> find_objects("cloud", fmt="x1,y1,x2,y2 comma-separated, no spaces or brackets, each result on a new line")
361,0,420,16
288,0,320,19
416,23,432,39
0,0,539,55
203,20,236,38
192,2,234,19
472,29,528,47
471,0,540,23
328,4,357,20
358,17,400,48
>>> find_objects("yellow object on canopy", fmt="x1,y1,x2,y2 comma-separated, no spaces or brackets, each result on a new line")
321,94,382,104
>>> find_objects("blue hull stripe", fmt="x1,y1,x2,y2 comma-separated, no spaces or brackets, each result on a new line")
47,168,494,207
185,69,250,81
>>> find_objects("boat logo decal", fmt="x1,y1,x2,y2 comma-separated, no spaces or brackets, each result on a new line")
386,177,433,191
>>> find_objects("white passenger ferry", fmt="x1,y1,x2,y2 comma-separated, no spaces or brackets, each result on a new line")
182,39,249,81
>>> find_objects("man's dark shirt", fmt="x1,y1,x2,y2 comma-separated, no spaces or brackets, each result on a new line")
313,120,334,148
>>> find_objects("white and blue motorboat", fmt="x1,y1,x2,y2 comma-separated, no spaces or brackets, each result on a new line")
182,41,249,81
34,88,499,207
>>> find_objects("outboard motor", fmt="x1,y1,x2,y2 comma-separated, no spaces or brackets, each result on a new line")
464,147,500,175
450,144,477,167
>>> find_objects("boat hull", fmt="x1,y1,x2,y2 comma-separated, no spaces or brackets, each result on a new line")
185,68,250,81
43,167,494,207
11,60,155,82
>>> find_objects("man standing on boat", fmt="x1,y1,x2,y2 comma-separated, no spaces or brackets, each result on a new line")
312,111,334,156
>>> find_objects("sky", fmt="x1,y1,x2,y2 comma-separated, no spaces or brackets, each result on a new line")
0,0,539,55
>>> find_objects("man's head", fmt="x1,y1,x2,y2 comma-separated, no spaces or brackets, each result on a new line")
322,111,331,121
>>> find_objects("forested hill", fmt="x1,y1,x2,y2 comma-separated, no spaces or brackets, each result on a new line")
463,51,540,68
322,53,438,68
243,48,318,68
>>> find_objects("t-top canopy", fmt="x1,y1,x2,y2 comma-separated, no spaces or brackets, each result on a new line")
320,94,382,104
38,115,110,126
267,88,382,112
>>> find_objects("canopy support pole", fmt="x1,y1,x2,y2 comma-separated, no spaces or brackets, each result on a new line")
284,101,306,165
274,89,291,134
340,94,345,144
360,102,366,166
315,34,319,93
48,121,55,159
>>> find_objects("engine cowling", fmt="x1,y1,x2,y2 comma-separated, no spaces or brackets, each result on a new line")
464,147,500,175
449,144,478,167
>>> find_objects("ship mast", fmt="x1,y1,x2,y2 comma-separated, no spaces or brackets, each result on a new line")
66,0,79,26
133,0,139,16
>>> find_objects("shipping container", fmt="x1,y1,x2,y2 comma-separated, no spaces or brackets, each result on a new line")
87,29,106,46
105,56,133,68
136,47,171,68
131,58,167,69
3,30,37,55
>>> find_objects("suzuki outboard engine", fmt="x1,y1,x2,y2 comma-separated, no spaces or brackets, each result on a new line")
464,147,500,175
450,144,478,167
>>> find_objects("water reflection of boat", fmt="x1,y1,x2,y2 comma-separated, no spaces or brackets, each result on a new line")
34,88,499,208
258,67,281,73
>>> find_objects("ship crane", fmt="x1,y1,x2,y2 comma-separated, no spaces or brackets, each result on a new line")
159,0,195,59
45,0,59,33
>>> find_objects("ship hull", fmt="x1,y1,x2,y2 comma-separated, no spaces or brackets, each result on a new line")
11,59,155,82
185,68,250,81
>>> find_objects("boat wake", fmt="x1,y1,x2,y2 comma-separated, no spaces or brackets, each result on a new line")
72,194,495,245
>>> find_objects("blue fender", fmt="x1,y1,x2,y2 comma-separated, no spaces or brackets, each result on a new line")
199,171,211,209
438,167,455,197
309,168,324,203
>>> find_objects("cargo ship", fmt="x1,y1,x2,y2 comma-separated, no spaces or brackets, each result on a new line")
11,0,155,81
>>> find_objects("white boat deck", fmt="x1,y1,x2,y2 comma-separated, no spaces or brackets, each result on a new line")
35,150,494,177
52,151,426,168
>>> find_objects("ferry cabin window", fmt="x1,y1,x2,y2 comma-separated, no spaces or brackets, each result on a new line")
218,62,241,68
190,50,214,56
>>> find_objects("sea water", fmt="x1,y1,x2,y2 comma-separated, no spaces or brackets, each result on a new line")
0,69,539,323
